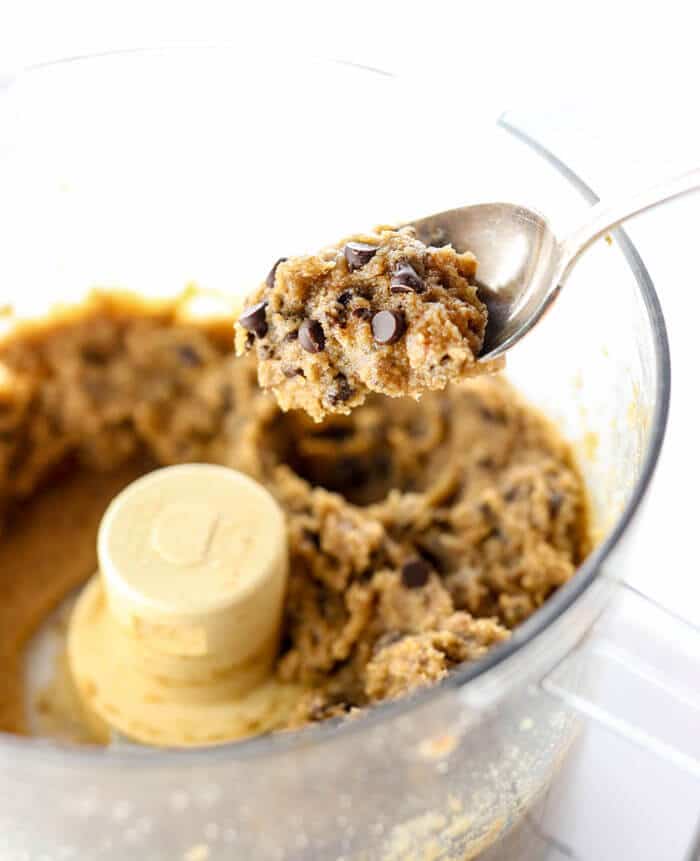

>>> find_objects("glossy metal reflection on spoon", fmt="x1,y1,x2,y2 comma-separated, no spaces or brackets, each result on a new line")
409,168,700,360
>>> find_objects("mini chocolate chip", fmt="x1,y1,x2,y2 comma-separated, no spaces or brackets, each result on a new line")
220,384,234,411
372,310,406,345
479,501,495,520
177,345,202,367
337,290,354,306
284,330,299,341
318,424,354,441
549,491,564,517
344,242,378,271
416,545,444,573
81,346,109,365
299,319,325,353
479,406,505,424
266,257,288,289
239,301,268,338
401,558,430,588
303,529,321,549
390,262,424,294
245,332,255,349
333,307,349,329
327,374,353,405
279,631,293,655
353,306,372,321
283,366,305,378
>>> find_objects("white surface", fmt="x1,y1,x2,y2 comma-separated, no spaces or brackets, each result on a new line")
1,0,699,117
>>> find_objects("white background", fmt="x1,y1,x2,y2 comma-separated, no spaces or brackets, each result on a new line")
1,4,699,859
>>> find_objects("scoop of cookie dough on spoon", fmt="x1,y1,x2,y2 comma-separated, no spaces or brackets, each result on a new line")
235,226,503,422
237,167,700,422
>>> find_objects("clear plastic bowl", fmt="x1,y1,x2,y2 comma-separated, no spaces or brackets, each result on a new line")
0,50,669,860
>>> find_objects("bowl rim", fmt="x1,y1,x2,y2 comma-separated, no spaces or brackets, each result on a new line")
0,48,671,769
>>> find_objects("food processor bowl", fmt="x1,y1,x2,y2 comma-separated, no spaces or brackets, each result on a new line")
0,50,671,860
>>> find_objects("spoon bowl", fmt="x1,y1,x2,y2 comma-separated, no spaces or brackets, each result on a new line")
410,167,700,361
412,203,558,358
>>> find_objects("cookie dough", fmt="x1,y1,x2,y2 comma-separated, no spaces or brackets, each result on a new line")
66,464,299,747
0,291,589,737
234,226,503,422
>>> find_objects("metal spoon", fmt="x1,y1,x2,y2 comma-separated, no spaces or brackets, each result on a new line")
410,168,700,360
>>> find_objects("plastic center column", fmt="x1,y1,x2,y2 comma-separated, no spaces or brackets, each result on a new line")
68,464,294,747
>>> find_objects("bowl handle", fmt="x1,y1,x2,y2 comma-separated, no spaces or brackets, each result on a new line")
540,576,700,779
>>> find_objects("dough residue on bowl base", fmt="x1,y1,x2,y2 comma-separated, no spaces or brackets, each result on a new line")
0,291,589,740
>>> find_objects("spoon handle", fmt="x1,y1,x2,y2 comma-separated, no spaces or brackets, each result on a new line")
559,166,700,280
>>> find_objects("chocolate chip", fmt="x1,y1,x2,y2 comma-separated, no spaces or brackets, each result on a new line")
479,501,495,520
266,257,288,289
299,319,325,353
318,424,354,441
284,330,299,342
303,529,321,549
81,346,109,365
416,545,444,574
327,374,353,406
401,558,430,589
390,262,424,294
333,306,349,329
372,310,406,345
344,242,378,271
220,384,234,411
176,345,202,367
337,290,354,306
239,301,268,338
479,406,505,424
353,306,372,321
245,332,255,349
549,491,564,517
283,366,305,378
